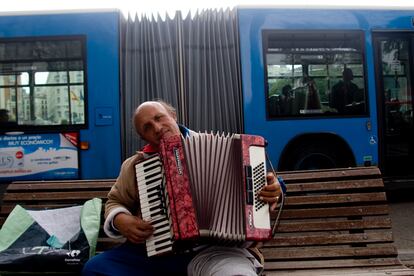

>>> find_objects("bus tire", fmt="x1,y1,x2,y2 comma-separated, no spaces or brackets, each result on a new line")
286,142,352,171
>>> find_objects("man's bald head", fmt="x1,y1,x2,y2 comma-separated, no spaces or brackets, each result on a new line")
133,100,180,147
134,101,176,120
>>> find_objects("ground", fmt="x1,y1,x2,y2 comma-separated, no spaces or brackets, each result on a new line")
387,188,414,268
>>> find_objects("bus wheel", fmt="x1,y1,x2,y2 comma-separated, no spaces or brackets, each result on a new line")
288,143,349,170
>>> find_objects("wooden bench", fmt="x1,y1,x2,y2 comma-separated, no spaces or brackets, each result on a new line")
264,166,413,275
0,167,413,275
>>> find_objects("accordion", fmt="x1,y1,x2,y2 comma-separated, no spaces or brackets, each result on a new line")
135,133,272,257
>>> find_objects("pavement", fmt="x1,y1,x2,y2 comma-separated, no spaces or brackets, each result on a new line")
387,188,414,268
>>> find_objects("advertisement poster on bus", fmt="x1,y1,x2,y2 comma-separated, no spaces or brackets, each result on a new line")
0,133,79,181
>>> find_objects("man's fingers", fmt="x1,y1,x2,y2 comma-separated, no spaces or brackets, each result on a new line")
123,217,154,243
266,172,276,184
260,194,279,203
270,202,278,211
260,182,282,203
262,183,280,191
135,219,154,236
127,227,154,243
137,219,154,231
260,190,279,198
128,235,143,244
260,183,281,198
260,172,284,208
135,227,154,237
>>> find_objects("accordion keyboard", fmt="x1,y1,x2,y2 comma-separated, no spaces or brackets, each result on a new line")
136,154,173,256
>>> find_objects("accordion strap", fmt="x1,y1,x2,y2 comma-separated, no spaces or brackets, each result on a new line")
265,151,286,238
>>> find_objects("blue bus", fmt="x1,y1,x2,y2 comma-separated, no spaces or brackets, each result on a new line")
0,8,413,182
238,7,414,179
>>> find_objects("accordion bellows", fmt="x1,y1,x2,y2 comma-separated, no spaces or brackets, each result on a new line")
135,132,271,256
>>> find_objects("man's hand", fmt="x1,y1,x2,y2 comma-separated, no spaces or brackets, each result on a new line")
113,213,154,244
259,172,283,211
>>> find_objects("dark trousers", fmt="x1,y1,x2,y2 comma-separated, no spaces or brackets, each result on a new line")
82,243,196,276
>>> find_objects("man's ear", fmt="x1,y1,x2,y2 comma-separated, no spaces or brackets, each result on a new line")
170,111,178,121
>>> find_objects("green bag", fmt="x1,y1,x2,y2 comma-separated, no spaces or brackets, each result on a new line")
0,198,101,272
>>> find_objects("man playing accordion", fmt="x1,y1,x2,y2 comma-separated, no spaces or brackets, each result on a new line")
82,100,283,276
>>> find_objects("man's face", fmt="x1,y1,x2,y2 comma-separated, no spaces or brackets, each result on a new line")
134,102,180,146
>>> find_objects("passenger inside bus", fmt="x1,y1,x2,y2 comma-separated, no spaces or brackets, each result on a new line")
0,109,10,124
303,77,322,112
329,68,364,114
268,94,281,117
290,76,322,115
267,84,294,116
279,84,293,115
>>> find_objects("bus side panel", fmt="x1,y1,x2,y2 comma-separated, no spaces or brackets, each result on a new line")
0,12,121,179
238,8,414,170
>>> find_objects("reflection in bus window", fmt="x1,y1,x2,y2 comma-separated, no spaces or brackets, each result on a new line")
330,68,365,114
0,37,86,128
264,31,367,118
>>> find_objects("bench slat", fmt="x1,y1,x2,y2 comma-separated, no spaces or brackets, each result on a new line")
10,179,114,185
276,205,389,219
277,217,392,232
2,191,109,201
286,179,385,193
262,245,398,260
277,167,381,182
0,204,85,214
264,258,403,270
5,182,113,191
285,192,387,206
265,232,394,247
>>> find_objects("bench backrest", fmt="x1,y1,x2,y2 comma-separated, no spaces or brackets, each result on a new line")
265,166,401,273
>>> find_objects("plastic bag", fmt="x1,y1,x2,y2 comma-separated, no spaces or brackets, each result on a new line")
0,198,101,272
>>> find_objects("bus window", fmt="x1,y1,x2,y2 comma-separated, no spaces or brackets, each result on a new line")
0,37,86,129
263,31,367,118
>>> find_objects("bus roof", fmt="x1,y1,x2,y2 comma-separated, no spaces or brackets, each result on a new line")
0,8,120,17
237,5,414,11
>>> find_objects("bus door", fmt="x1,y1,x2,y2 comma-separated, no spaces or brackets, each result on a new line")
373,32,414,177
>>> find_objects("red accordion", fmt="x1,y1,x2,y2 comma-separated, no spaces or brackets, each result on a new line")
135,133,271,256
